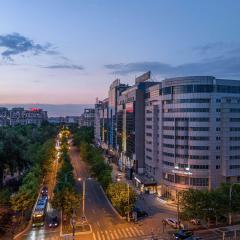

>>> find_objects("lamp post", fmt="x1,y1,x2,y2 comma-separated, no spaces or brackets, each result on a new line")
229,183,240,225
78,177,86,222
127,183,130,222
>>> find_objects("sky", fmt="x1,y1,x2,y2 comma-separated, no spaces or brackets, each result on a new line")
0,0,240,104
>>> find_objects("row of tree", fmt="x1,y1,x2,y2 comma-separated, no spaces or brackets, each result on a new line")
51,129,81,218
180,183,240,225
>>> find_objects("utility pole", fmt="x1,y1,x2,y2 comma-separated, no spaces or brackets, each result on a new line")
83,179,85,218
177,191,180,228
127,183,130,222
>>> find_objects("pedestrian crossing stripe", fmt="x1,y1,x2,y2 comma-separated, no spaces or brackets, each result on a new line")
93,227,145,240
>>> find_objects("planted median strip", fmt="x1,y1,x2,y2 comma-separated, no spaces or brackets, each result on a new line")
51,128,81,235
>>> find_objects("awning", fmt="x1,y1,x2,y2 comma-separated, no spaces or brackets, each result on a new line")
134,174,157,186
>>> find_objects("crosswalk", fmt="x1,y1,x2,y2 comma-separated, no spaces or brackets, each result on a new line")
93,227,145,240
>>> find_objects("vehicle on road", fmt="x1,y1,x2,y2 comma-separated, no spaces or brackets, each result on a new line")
41,186,48,197
172,229,193,239
132,207,148,219
190,219,200,225
32,196,48,227
48,216,59,228
164,218,184,229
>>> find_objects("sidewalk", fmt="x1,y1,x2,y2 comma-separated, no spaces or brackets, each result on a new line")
111,163,177,213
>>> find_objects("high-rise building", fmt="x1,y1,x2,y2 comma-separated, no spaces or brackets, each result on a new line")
145,76,240,200
79,108,95,127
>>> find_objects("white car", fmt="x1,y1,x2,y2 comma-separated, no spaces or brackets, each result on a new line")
164,218,184,229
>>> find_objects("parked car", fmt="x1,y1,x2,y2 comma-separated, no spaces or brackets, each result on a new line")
133,207,148,219
190,219,201,225
172,229,193,239
48,216,59,228
41,186,48,197
164,218,184,229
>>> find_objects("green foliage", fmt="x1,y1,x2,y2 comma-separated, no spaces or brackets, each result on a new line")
106,182,137,216
80,142,112,189
180,183,240,224
51,129,81,216
73,127,94,146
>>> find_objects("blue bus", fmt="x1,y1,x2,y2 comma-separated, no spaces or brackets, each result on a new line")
32,196,48,227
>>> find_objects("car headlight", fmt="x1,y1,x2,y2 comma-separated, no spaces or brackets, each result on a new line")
49,224,52,227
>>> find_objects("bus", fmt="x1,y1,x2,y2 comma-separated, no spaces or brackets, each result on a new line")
32,196,48,227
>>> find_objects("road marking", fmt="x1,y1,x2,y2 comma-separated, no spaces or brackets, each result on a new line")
93,233,97,240
128,227,137,236
125,228,133,237
109,230,114,239
101,231,106,240
134,227,142,235
112,229,119,239
104,230,111,240
120,228,128,238
96,231,102,240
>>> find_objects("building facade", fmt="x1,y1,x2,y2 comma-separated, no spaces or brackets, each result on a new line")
0,107,48,126
79,108,95,127
95,75,240,200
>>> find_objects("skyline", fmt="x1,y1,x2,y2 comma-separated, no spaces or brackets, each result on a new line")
1,0,240,104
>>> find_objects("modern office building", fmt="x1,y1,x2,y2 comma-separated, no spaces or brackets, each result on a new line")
95,74,240,200
158,76,240,200
79,108,95,127
117,72,157,178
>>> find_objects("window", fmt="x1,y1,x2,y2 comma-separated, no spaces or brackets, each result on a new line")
230,165,240,169
216,127,221,131
216,118,221,122
216,99,221,103
190,177,209,186
230,137,240,141
165,108,209,113
230,127,240,131
216,136,221,141
230,118,240,122
230,109,240,113
216,108,221,112
230,146,240,150
190,165,209,169
230,155,240,160
216,146,221,150
216,165,220,169
216,156,220,160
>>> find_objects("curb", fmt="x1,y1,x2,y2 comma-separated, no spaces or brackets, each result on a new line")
99,185,126,220
13,220,32,240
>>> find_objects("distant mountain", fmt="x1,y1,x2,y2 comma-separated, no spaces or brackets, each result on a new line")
0,104,94,117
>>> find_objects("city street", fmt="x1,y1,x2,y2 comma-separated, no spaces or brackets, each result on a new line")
69,145,153,240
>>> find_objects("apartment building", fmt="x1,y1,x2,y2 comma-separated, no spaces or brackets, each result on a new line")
0,107,48,126
79,108,95,127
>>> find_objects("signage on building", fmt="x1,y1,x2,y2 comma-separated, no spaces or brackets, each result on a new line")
135,71,151,84
126,102,134,113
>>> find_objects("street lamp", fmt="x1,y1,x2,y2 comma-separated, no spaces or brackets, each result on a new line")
77,177,86,222
229,183,240,225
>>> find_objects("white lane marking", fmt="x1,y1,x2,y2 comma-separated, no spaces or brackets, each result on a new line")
96,231,102,240
93,233,97,240
108,230,114,240
101,231,106,240
133,227,142,235
105,230,111,240
139,229,144,235
119,228,128,238
128,227,137,236
125,228,133,237
112,229,119,239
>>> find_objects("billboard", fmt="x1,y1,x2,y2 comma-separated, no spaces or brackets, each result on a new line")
126,102,134,113
135,71,151,84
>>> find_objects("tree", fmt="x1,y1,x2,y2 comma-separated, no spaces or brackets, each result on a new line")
106,183,137,216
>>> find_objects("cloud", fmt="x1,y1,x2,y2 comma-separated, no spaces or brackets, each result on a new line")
43,64,84,70
0,33,58,61
105,42,240,78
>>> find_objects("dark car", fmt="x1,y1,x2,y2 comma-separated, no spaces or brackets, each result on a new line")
173,229,193,240
133,207,148,219
41,186,48,197
48,216,59,228
173,230,193,240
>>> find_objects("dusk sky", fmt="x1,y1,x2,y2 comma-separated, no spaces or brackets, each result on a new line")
0,0,240,104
